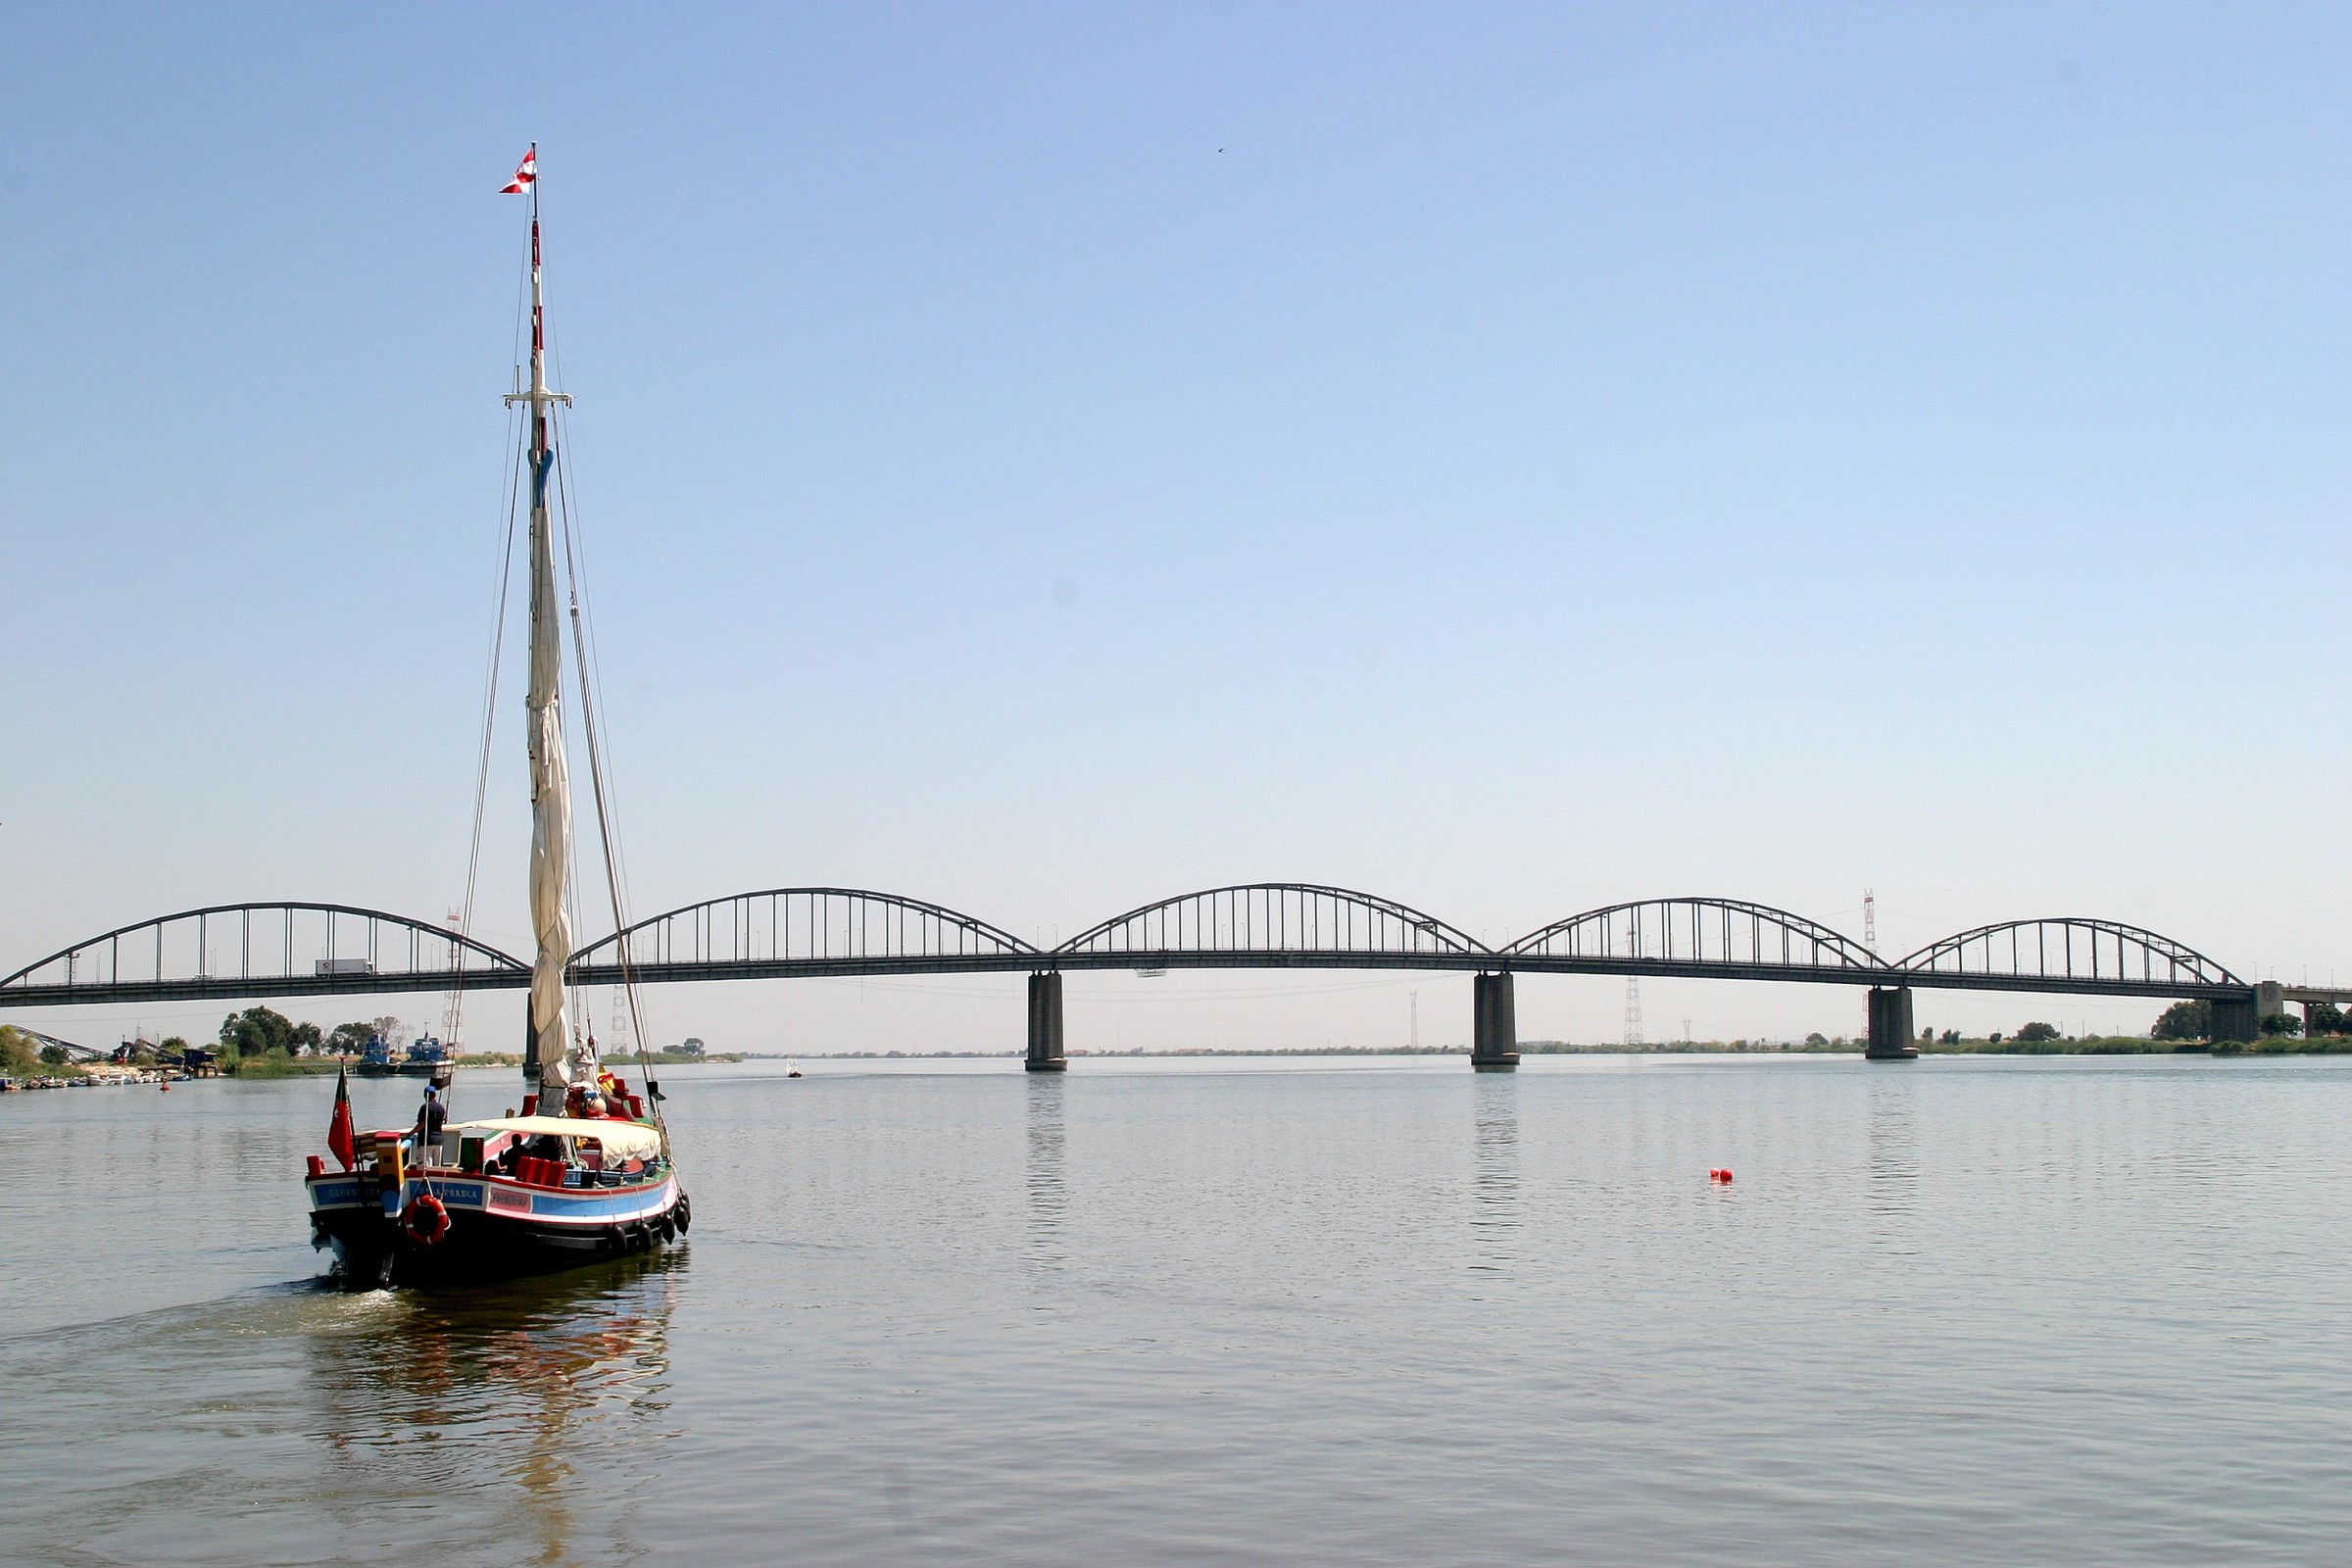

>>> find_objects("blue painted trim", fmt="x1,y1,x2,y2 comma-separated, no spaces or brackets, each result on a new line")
402,1174,675,1224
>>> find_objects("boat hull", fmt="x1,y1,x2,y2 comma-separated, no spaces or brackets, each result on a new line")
308,1168,687,1289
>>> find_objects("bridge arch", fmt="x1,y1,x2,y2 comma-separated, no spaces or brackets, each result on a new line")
1055,884,1487,959
1502,898,1880,971
0,903,527,1007
568,888,1038,975
1898,918,2241,991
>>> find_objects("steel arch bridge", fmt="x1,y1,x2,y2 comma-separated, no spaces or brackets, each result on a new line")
0,890,2255,1010
1501,897,1883,985
1052,883,1486,971
0,903,529,1010
567,888,1038,985
1895,917,2243,1000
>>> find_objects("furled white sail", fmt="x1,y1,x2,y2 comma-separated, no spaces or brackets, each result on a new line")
511,162,578,1095
525,456,574,1091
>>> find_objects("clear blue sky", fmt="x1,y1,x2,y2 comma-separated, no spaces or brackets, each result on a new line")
2,3,2345,1052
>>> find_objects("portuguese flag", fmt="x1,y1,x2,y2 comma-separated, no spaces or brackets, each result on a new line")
327,1063,356,1171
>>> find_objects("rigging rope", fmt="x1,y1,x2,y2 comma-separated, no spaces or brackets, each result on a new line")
445,238,540,1114
444,404,527,1119
551,416,667,1139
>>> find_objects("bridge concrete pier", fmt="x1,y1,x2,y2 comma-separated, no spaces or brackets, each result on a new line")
1472,972,1519,1070
2211,988,2261,1044
1025,971,1066,1072
1865,987,1919,1060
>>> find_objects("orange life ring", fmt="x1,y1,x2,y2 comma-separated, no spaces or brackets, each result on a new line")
403,1192,452,1247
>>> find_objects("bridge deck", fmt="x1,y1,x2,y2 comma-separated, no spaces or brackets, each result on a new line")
0,948,2255,1008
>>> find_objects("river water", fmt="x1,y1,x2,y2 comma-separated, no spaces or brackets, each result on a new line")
2,1053,2346,1565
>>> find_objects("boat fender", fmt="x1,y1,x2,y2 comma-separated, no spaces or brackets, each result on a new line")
403,1193,452,1247
674,1194,691,1234
657,1214,676,1243
602,1224,625,1255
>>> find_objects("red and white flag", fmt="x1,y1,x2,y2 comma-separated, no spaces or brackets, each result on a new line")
500,146,536,194
327,1062,356,1170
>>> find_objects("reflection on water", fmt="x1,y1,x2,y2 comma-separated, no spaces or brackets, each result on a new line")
1025,1074,1067,1275
1471,1072,1518,1273
1866,1070,1921,1221
10,1057,2352,1567
308,1252,681,1568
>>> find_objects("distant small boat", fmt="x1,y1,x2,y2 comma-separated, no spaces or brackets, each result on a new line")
786,1060,803,1079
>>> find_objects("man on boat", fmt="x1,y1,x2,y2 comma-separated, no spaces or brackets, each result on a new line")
414,1084,448,1152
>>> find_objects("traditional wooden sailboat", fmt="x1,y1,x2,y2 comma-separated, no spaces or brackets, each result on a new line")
306,147,688,1288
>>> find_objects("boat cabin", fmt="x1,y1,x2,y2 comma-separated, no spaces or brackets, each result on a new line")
450,1115,666,1189
336,1113,665,1193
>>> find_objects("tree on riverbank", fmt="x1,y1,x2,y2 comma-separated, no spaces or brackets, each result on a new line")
2154,1000,2213,1041
0,1024,41,1074
219,1005,321,1059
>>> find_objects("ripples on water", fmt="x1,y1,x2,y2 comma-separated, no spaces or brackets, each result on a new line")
3,1054,2349,1565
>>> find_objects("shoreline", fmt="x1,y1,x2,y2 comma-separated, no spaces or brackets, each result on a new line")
743,1038,2352,1061
28,1041,2338,1085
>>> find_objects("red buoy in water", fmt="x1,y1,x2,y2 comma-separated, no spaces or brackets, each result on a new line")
1719,1169,1734,1184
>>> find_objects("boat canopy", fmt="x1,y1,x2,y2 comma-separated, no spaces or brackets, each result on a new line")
454,1115,662,1161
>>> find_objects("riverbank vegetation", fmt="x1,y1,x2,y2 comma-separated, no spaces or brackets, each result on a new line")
225,1053,346,1077
1918,1034,2352,1056
205,1013,741,1076
0,1024,90,1077
782,1035,2352,1059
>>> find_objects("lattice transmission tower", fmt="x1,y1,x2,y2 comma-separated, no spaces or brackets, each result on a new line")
1864,889,1878,953
439,910,466,1048
1624,978,1643,1047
